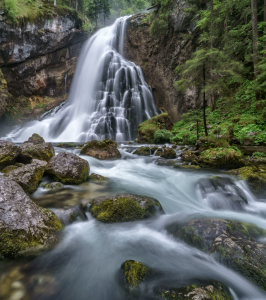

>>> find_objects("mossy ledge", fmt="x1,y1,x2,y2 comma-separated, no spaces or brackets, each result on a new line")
89,194,164,223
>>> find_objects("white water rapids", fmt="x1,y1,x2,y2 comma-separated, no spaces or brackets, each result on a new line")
4,17,157,142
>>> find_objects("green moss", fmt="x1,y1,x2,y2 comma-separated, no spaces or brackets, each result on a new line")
133,147,151,156
42,208,63,230
80,139,118,154
1,165,19,173
122,260,149,287
56,143,76,148
89,173,108,182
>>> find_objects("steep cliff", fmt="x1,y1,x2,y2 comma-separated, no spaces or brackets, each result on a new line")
0,8,89,125
124,2,201,122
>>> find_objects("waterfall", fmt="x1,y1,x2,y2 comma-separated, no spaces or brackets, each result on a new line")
5,17,158,142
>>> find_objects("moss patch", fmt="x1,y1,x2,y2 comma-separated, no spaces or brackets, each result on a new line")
122,260,149,287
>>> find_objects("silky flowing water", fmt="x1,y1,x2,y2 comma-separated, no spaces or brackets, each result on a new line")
1,145,266,300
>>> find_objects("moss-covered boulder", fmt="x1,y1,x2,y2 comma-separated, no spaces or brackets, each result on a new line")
121,260,150,288
89,173,108,182
196,136,229,153
41,182,64,190
197,176,248,210
89,194,164,223
0,176,62,257
1,164,20,174
5,159,47,194
155,148,163,156
174,164,201,170
45,152,90,184
0,140,21,170
198,148,245,169
56,143,76,148
80,140,121,160
167,219,266,290
26,133,45,145
160,147,177,159
229,166,266,198
19,141,55,163
138,113,173,143
181,150,198,164
133,147,151,156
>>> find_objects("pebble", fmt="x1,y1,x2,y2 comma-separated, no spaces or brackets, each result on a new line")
9,290,25,300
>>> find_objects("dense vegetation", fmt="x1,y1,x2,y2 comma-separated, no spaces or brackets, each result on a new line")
146,0,266,146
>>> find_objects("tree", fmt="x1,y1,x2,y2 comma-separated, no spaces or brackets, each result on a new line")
251,0,258,79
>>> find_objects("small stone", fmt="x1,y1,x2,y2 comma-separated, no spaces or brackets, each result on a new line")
11,281,23,289
9,290,25,300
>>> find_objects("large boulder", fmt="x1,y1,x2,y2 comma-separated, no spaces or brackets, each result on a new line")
0,176,62,257
133,147,151,156
160,147,177,159
5,159,47,194
19,138,55,164
45,152,90,184
0,140,21,170
80,140,121,160
137,113,173,143
89,194,164,223
181,150,198,164
167,219,266,290
197,176,248,211
198,148,245,169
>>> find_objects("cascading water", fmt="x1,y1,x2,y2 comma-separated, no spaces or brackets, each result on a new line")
5,17,158,142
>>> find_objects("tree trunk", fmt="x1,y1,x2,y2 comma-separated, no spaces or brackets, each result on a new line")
210,0,215,111
75,0,78,11
251,0,258,79
54,0,56,6
264,0,266,57
69,0,71,7
203,64,208,137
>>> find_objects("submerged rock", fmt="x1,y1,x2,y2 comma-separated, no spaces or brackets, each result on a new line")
0,140,21,170
133,147,151,156
5,159,47,194
90,194,164,223
19,141,55,163
41,182,64,190
197,176,248,211
0,176,62,257
89,173,108,182
50,206,87,225
80,140,121,160
167,219,266,290
45,152,90,184
160,147,176,159
25,133,45,145
198,148,245,169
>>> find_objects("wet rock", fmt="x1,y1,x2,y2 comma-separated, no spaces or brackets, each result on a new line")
45,152,90,184
157,282,233,300
157,159,178,167
41,182,64,190
0,69,8,117
80,140,121,160
56,143,76,148
160,147,177,159
155,148,163,156
137,113,173,143
1,165,20,174
198,148,245,169
0,176,62,257
89,173,108,182
197,176,248,211
229,166,266,198
173,164,201,170
25,133,45,145
0,140,21,170
18,142,55,164
90,194,164,223
50,206,87,225
181,150,198,164
151,146,158,154
133,147,151,156
167,219,266,290
5,159,47,194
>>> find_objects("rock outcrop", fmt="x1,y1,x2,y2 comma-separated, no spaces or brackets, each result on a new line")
124,9,201,122
90,194,164,223
0,176,62,257
80,140,121,160
19,140,55,163
45,152,90,184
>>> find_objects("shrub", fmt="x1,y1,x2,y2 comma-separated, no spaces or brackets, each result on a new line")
153,129,173,143
252,152,266,158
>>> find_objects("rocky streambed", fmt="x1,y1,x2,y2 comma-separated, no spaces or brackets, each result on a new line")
1,137,266,299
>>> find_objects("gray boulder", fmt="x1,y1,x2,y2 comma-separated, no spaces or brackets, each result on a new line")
19,142,55,164
0,140,21,170
5,159,47,194
0,176,62,257
45,152,90,184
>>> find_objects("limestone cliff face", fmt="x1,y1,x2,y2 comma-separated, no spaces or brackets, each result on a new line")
0,10,88,122
124,3,201,122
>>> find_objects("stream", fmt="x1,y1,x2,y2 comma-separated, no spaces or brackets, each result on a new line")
1,144,266,300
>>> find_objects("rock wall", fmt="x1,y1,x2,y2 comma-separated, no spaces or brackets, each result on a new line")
0,10,89,123
124,2,202,123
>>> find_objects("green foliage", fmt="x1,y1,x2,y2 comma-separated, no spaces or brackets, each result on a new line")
153,129,173,143
4,0,17,20
252,152,266,158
